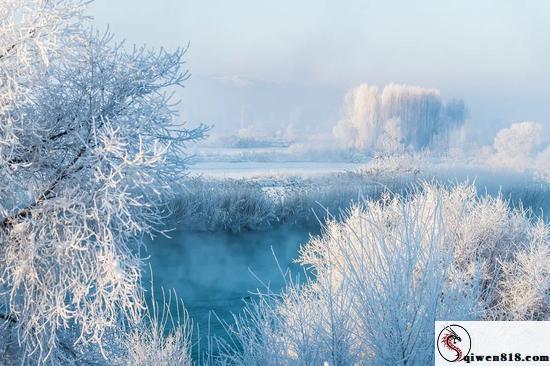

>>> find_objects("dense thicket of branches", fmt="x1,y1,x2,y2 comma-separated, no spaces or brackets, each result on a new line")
213,183,549,365
0,1,205,363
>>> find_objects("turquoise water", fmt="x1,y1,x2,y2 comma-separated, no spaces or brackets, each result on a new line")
145,225,316,341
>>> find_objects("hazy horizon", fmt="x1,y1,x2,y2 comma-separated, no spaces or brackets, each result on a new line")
90,0,550,143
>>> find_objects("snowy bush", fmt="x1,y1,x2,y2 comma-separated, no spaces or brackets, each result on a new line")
170,175,391,232
171,164,550,234
333,83,466,152
171,178,277,232
213,183,549,365
203,128,291,149
115,290,194,366
498,222,549,320
487,121,549,178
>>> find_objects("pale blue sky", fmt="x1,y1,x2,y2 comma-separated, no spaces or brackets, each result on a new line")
90,0,549,139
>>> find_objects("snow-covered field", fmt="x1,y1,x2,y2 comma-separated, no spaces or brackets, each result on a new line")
190,161,363,178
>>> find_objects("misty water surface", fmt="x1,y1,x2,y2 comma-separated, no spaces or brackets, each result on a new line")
145,225,317,340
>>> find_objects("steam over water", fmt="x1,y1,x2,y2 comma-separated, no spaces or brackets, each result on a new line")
146,225,315,338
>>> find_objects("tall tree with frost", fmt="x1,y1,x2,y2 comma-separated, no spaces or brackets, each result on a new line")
333,83,467,152
0,1,206,363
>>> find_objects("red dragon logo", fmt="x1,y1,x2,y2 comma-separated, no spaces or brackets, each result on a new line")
437,324,471,362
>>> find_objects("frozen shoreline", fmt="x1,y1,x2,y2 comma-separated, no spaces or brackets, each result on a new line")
189,161,364,178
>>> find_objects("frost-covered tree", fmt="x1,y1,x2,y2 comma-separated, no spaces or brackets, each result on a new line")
333,83,467,152
333,84,381,151
0,1,206,363
489,121,545,171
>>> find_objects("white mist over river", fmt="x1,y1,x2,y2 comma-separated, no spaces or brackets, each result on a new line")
145,225,316,339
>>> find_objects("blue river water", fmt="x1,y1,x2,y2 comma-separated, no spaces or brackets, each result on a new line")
145,225,316,342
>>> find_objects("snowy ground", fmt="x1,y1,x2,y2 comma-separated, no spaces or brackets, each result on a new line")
189,161,363,178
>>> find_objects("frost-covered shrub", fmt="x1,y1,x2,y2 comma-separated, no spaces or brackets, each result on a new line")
498,222,549,320
170,175,390,232
489,122,545,171
535,146,550,180
333,83,466,152
213,183,549,365
359,152,427,179
171,178,277,232
171,165,550,234
116,290,194,366
202,129,291,149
